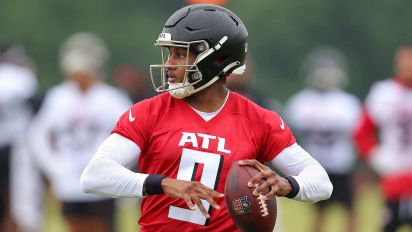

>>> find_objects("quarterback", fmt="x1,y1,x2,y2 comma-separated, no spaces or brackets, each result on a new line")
81,4,332,231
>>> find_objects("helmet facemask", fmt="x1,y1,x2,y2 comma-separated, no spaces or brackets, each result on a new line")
150,35,205,99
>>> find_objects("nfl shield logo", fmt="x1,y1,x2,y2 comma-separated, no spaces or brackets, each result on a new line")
232,196,251,216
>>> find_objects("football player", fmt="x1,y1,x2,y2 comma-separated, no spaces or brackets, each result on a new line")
354,45,412,232
0,44,37,232
285,46,361,232
28,32,132,232
81,4,333,231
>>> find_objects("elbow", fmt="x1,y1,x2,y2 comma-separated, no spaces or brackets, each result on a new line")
80,166,95,194
306,170,334,202
313,171,333,202
321,178,333,201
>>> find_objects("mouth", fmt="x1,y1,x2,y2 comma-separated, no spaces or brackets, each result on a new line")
166,71,177,83
167,77,176,83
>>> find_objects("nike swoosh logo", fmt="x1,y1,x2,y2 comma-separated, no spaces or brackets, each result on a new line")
129,109,136,122
280,117,285,130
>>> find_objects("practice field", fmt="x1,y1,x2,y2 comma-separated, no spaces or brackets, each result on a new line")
45,181,411,232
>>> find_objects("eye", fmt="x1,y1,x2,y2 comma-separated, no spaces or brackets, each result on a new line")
176,51,186,59
166,47,187,60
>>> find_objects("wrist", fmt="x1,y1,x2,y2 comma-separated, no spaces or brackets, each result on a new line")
143,174,167,196
284,176,300,198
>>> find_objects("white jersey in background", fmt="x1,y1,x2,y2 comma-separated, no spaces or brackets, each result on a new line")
285,88,362,174
0,63,37,147
364,79,412,174
29,80,132,202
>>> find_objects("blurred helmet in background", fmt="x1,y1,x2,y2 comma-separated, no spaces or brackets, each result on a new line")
60,32,109,77
302,46,348,91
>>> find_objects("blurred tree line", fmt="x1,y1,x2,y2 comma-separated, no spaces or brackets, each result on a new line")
1,0,412,101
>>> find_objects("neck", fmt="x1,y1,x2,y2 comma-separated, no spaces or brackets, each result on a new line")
395,76,412,88
185,81,228,112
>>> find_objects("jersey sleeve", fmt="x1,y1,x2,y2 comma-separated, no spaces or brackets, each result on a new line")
353,108,379,159
111,101,151,151
259,110,296,162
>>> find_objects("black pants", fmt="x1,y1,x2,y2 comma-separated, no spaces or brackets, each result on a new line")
316,173,353,210
0,146,11,222
384,198,412,232
62,199,115,232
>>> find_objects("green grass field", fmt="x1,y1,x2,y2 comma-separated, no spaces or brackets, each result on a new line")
44,182,411,232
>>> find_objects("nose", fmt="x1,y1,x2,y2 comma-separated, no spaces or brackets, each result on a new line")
165,55,177,69
165,56,176,78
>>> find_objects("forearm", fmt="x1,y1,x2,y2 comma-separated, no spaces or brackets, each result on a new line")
271,143,333,202
81,133,148,198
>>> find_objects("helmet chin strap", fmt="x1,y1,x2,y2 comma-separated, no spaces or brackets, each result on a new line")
168,82,194,99
168,76,219,99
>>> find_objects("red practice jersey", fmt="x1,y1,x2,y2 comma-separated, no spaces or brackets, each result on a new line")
112,91,295,232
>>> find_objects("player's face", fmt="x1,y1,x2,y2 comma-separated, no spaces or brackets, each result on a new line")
165,46,196,83
68,71,99,92
395,48,412,83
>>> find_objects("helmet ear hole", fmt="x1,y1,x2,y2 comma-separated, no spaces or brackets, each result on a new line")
189,71,202,82
191,42,209,54
197,42,208,53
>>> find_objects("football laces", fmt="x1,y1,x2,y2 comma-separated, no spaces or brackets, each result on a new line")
255,184,269,217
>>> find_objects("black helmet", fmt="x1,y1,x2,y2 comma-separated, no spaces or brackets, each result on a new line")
150,4,248,98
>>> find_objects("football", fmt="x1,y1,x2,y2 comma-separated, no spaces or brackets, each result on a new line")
224,162,277,232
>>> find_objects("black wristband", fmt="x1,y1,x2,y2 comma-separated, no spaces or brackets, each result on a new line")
284,176,300,198
145,174,167,195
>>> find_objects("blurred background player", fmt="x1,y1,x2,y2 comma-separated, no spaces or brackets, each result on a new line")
285,46,361,232
226,57,282,112
27,32,132,232
0,44,38,232
354,44,412,232
113,64,155,103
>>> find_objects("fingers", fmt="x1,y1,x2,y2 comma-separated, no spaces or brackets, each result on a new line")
183,195,195,210
238,159,266,171
247,172,265,187
182,194,211,219
238,161,283,200
178,182,224,219
255,179,279,200
252,179,271,196
203,185,224,199
205,194,222,210
183,193,221,218
193,197,210,218
200,185,223,210
262,185,279,200
214,192,225,198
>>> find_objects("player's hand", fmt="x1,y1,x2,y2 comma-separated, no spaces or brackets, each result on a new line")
238,159,292,200
161,177,224,218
